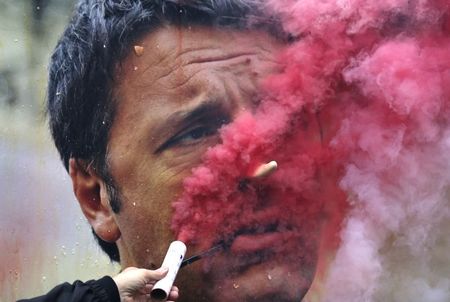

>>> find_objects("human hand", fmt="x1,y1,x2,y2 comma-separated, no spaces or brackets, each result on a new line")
113,267,179,302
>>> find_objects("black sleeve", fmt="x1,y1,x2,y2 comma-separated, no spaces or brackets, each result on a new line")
17,276,120,302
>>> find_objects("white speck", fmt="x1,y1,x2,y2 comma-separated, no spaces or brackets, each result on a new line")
42,276,47,281
133,66,138,71
132,202,136,206
36,6,40,10
267,274,272,280
233,283,239,289
14,39,19,43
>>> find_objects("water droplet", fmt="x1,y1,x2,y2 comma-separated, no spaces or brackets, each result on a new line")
233,283,239,289
267,274,272,280
133,66,138,71
132,202,136,206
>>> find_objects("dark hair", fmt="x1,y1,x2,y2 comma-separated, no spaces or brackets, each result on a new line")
47,0,281,262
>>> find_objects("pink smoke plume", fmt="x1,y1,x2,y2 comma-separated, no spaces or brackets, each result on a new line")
172,0,450,300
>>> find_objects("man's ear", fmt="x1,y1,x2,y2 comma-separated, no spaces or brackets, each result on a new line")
69,158,121,242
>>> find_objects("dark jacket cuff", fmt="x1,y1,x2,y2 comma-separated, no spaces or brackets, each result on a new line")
91,276,120,302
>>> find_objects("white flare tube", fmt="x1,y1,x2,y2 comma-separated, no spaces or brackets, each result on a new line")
151,241,187,300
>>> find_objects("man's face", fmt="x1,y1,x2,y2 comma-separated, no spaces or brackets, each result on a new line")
105,26,313,301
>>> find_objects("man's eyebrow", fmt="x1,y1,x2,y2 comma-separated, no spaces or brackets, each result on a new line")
172,100,226,122
153,100,229,153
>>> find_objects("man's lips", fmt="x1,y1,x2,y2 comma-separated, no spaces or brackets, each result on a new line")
230,231,286,254
181,220,290,268
223,222,296,255
198,225,298,276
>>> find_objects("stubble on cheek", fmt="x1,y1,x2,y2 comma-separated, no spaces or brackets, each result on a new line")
111,166,183,268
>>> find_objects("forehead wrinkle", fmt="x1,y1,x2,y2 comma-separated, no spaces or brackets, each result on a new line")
186,51,258,65
139,36,221,75
144,52,261,92
140,33,266,76
163,68,205,91
136,48,215,90
129,29,283,93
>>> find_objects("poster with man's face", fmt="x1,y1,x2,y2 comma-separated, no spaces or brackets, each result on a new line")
2,1,450,302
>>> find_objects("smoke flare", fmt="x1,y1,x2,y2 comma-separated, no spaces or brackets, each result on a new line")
172,0,450,300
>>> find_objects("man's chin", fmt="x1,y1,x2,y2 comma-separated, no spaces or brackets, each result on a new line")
204,255,314,302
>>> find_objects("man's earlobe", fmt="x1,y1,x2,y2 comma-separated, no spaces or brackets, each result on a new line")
68,158,121,242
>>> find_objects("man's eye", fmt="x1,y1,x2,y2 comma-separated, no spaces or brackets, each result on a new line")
156,124,221,153
176,126,217,144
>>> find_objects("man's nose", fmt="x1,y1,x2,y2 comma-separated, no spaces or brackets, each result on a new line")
230,91,263,121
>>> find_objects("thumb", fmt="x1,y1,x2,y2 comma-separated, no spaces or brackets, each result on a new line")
143,267,169,282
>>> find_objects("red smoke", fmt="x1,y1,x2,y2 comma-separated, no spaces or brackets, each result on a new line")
172,0,450,300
